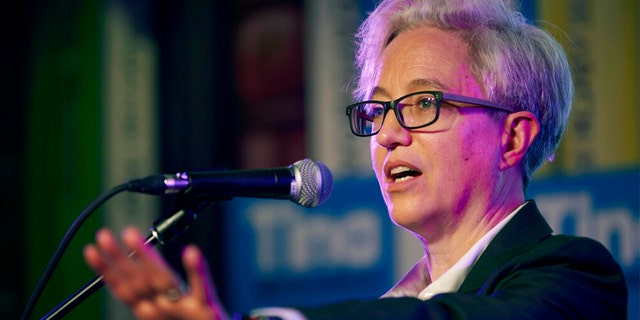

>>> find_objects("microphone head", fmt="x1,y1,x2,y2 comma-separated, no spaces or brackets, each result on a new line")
291,159,333,208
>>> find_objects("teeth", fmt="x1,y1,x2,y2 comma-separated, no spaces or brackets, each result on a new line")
390,166,416,182
395,175,414,182
390,166,412,175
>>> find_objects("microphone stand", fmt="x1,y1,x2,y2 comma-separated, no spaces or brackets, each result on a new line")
41,200,211,320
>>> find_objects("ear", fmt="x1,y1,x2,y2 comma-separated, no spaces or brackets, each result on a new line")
499,111,540,170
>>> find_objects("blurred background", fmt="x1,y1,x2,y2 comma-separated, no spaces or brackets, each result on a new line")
2,0,638,319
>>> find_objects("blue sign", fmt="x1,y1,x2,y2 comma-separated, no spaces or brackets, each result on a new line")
223,168,639,317
223,176,393,313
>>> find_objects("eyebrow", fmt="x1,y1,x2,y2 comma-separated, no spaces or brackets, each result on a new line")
409,78,449,90
371,78,450,98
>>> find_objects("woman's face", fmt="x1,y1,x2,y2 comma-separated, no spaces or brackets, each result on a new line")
370,26,504,239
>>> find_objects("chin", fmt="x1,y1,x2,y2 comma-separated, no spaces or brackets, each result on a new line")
388,202,435,235
389,209,419,230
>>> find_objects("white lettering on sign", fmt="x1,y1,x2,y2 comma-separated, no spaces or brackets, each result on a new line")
535,192,639,268
247,202,382,275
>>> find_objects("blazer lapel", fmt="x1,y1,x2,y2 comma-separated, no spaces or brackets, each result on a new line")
457,201,553,293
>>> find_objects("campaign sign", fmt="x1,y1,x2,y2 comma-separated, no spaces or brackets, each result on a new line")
222,175,393,313
223,168,639,317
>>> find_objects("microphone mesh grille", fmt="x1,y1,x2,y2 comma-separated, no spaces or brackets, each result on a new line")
293,159,334,208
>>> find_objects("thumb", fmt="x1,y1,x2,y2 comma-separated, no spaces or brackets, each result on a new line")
182,245,230,320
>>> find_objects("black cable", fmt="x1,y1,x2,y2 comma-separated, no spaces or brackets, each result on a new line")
20,183,130,320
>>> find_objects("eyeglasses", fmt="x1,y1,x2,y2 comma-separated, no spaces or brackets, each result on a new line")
346,91,513,137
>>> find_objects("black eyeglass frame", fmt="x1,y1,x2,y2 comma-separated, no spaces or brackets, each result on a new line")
345,91,514,137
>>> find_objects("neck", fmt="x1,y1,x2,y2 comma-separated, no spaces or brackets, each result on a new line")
420,197,524,281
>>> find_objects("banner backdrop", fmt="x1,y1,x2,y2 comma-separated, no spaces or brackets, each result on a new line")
223,176,392,313
223,168,639,316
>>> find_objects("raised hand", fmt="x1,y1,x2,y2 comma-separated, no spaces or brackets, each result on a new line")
83,226,229,320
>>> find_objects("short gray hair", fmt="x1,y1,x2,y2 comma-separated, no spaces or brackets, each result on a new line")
354,0,573,188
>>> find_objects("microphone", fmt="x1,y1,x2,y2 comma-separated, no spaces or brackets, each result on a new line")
127,158,333,208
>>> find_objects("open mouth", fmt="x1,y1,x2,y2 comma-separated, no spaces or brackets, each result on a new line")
389,166,421,182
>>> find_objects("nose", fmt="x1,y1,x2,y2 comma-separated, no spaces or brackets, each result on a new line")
375,110,411,148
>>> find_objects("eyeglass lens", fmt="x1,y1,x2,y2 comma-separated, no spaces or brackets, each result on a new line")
349,92,439,136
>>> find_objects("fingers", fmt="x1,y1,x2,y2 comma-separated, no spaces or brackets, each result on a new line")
182,245,229,320
83,227,226,319
83,227,181,305
121,227,180,293
82,234,109,273
183,245,210,303
83,228,121,275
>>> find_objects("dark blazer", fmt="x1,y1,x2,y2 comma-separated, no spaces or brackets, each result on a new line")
296,201,628,319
